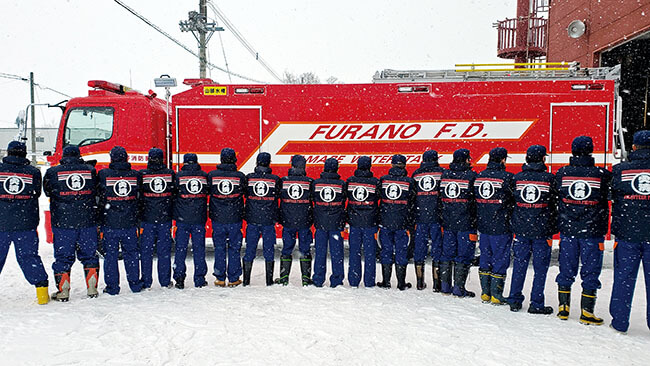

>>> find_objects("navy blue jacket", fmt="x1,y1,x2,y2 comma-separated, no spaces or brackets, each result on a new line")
140,161,176,224
208,163,246,224
412,162,444,224
611,149,650,242
379,167,416,230
440,162,477,232
511,162,558,240
311,172,346,231
555,156,611,238
346,169,380,228
173,163,208,225
474,161,515,235
44,156,98,229
98,162,141,229
280,169,313,229
245,166,280,226
0,156,41,231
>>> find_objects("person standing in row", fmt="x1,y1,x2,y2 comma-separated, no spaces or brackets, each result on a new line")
98,146,142,295
311,158,347,288
507,145,557,313
172,153,208,289
276,155,314,286
440,149,477,297
243,152,280,286
209,148,246,287
0,141,49,304
411,150,444,291
474,147,514,305
346,156,380,288
610,130,650,333
139,148,175,289
44,145,99,301
555,136,611,324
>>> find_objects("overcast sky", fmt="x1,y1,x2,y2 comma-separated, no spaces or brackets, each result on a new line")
0,0,513,127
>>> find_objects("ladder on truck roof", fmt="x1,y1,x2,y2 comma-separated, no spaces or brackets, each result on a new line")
372,63,620,83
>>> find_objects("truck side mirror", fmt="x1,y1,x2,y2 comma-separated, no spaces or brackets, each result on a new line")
43,151,52,156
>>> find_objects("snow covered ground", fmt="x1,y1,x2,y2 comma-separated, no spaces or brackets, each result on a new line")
1,243,649,365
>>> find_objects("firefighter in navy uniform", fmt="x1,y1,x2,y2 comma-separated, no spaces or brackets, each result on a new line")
346,156,380,288
139,148,176,289
610,130,650,333
474,147,515,305
311,158,347,288
243,152,281,286
412,150,444,291
377,154,416,291
172,153,208,289
97,146,143,295
208,148,246,287
275,155,314,286
0,141,49,304
507,145,557,313
44,145,99,301
555,136,611,324
439,149,477,297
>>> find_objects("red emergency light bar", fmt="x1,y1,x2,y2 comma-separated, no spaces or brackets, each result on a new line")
183,78,215,86
88,80,131,94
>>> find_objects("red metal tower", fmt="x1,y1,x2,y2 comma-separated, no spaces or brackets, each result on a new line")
496,0,548,65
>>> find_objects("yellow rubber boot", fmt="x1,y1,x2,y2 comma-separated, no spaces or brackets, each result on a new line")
36,286,49,305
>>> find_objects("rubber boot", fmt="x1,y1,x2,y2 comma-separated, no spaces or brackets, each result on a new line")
432,261,441,293
265,261,274,286
243,261,253,287
579,289,603,325
479,269,492,303
396,265,412,291
490,273,507,305
84,267,99,298
51,272,71,302
275,255,292,285
415,262,426,290
557,286,571,320
439,261,452,294
452,263,475,298
36,281,49,305
300,255,313,286
528,304,554,315
376,264,392,289
175,276,185,289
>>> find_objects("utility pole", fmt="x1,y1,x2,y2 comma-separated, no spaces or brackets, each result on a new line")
29,72,36,165
179,0,223,78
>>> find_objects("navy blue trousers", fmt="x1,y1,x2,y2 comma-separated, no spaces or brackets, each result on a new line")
380,228,409,266
52,226,99,274
478,233,512,276
313,229,344,287
348,226,377,287
556,236,604,291
140,221,172,288
0,230,48,286
281,227,312,258
414,222,442,263
102,227,142,295
173,222,207,287
441,230,475,265
508,237,551,308
244,224,276,262
609,240,650,332
212,221,242,282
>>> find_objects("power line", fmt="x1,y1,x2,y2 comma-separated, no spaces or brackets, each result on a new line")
0,72,72,98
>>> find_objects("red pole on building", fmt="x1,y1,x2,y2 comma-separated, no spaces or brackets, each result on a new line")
515,0,530,66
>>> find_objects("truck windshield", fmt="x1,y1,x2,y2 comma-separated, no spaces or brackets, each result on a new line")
63,107,114,147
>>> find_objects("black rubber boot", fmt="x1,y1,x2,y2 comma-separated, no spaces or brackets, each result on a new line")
479,269,492,303
415,262,426,290
275,255,292,285
243,261,253,286
51,272,71,302
528,305,554,315
490,274,507,305
300,255,313,286
265,261,274,286
376,264,392,289
432,261,441,293
557,286,571,320
580,289,603,325
174,276,185,289
439,261,452,294
396,265,412,291
452,263,475,298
